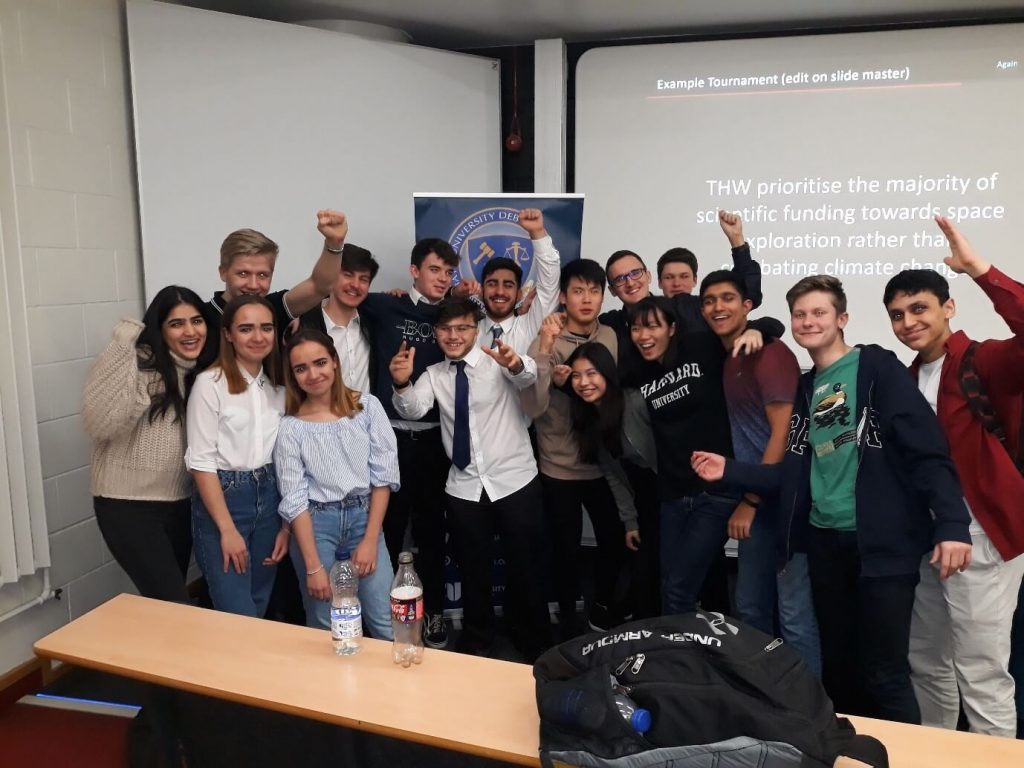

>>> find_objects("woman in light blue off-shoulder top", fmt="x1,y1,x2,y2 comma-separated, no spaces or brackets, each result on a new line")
274,328,400,636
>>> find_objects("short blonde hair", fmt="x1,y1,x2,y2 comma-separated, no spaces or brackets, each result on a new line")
219,228,279,270
786,275,847,314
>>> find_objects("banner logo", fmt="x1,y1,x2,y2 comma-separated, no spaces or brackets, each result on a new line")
449,206,533,283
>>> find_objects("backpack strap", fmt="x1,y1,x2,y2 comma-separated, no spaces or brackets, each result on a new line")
957,341,1024,473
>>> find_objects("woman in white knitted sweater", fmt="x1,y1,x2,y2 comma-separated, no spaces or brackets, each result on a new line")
83,286,215,602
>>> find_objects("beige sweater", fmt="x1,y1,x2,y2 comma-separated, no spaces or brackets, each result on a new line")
522,323,618,481
82,319,194,501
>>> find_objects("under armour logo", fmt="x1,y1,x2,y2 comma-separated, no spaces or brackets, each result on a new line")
695,611,739,637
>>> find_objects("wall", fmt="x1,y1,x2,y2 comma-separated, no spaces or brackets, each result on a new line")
0,0,142,675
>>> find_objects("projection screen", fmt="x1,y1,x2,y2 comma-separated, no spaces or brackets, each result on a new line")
576,23,1024,363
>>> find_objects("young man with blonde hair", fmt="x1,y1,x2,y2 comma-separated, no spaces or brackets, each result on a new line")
207,210,351,349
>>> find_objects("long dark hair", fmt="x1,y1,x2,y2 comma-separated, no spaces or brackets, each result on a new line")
566,342,624,463
137,286,216,423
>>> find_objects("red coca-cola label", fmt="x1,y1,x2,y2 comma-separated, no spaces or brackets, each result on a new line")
390,595,423,624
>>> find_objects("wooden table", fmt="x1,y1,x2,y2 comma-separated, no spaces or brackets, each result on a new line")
34,594,1024,767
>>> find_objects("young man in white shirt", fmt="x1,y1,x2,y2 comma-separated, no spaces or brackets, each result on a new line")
296,244,378,395
478,208,562,354
390,296,552,661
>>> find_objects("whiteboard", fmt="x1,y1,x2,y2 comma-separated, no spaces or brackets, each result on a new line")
127,0,501,302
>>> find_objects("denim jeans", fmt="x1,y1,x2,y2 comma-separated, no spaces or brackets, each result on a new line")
777,554,822,676
289,496,394,640
735,506,821,675
660,492,735,615
192,466,281,618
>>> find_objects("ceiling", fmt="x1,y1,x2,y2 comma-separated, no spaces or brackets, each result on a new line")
173,0,1024,49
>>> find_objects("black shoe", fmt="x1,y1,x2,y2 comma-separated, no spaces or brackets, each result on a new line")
587,603,612,632
588,603,632,632
423,612,448,649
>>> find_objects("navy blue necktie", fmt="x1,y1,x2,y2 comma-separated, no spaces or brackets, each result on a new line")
453,360,471,470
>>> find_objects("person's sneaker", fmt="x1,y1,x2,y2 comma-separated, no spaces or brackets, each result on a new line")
423,612,448,649
587,603,612,632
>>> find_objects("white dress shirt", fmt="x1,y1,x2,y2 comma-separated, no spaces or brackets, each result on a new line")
321,302,371,394
392,345,538,501
479,235,562,354
186,366,285,472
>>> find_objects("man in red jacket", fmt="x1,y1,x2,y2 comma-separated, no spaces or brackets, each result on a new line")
884,216,1024,738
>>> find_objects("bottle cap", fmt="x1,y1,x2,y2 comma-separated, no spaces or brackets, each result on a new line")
398,551,414,565
335,547,351,561
631,708,652,734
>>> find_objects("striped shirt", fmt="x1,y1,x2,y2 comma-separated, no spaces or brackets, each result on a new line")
273,394,401,522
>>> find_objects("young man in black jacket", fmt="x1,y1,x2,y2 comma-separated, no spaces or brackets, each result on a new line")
692,275,971,725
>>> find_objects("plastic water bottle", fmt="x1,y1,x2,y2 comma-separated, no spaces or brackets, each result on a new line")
539,676,652,735
329,547,362,656
390,551,424,667
613,688,652,734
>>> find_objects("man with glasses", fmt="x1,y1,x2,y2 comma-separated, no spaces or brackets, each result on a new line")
391,297,552,661
601,210,764,381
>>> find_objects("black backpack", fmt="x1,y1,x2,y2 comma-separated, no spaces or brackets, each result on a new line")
958,341,1024,474
534,612,887,768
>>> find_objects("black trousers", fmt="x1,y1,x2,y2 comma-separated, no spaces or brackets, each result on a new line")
446,477,552,659
93,496,191,603
540,474,627,630
383,427,450,614
622,461,662,620
807,526,921,724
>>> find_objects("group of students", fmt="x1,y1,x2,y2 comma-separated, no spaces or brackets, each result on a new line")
82,206,1024,738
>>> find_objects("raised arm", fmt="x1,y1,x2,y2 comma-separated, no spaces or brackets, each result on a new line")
390,343,436,420
482,340,537,389
720,210,763,309
82,319,152,442
283,209,349,317
519,314,562,418
516,208,562,336
937,216,1024,396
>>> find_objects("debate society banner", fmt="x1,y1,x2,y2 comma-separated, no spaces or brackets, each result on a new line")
413,194,584,292
414,193,584,614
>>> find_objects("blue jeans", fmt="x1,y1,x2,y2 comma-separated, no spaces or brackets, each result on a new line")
735,508,821,675
289,497,394,640
192,466,281,618
777,554,821,676
660,492,735,615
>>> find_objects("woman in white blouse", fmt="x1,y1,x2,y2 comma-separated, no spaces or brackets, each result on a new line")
274,328,400,635
186,295,289,617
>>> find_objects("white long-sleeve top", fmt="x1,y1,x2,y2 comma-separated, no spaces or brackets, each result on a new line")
186,366,285,472
392,345,537,502
479,234,562,354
